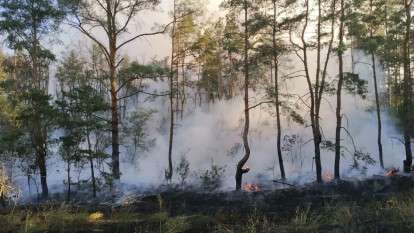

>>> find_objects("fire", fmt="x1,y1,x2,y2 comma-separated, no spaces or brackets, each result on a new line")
322,172,334,183
242,183,262,192
385,168,399,177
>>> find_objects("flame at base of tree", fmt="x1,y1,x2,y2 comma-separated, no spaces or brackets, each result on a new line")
385,168,399,177
242,183,262,192
323,172,334,183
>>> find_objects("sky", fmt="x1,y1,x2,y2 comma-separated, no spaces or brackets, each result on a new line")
53,0,223,63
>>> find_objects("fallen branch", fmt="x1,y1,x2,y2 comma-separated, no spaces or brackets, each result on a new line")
272,179,296,187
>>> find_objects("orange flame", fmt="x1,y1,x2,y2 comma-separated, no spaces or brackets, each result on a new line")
242,183,262,192
322,172,334,183
385,168,399,177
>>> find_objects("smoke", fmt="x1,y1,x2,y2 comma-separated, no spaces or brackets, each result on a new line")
8,46,408,199
114,49,407,191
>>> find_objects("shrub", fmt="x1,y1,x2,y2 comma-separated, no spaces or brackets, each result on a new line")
176,156,190,187
199,164,225,192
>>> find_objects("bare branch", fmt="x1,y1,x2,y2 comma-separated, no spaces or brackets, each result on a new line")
118,90,170,100
247,101,274,111
116,22,173,51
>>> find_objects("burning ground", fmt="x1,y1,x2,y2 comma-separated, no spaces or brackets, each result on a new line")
3,173,414,233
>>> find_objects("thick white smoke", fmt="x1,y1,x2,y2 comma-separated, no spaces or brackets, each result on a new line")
115,49,407,191
9,46,408,199
8,1,411,197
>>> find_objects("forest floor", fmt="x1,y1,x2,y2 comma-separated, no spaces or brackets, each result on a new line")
2,175,414,233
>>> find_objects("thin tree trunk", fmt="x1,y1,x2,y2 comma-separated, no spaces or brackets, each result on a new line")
335,0,345,180
299,0,322,183
181,57,186,119
367,0,384,169
403,0,412,173
313,0,323,183
175,33,181,118
166,0,177,182
87,133,97,198
371,53,384,168
67,161,71,202
274,61,285,180
0,165,6,206
272,0,285,180
236,2,251,190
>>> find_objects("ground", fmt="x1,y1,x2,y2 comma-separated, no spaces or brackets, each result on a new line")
2,175,414,233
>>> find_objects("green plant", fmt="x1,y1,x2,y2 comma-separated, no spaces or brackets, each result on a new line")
199,164,226,192
176,156,190,187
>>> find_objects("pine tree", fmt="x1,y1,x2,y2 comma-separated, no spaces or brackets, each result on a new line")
0,0,65,198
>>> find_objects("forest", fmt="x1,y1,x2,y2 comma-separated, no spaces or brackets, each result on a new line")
0,0,414,232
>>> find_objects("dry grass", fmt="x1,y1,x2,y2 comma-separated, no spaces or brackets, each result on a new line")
0,166,19,206
3,190,414,232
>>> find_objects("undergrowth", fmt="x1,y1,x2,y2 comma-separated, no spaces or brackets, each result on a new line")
2,192,414,233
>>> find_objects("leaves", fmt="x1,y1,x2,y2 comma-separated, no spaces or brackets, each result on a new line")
343,72,368,98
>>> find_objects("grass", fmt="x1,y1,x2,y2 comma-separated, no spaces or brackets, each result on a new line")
2,191,414,233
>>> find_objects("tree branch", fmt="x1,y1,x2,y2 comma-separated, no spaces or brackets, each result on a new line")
247,101,274,111
116,22,174,50
118,90,170,101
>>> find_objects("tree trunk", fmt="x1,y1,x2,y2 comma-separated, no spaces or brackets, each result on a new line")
314,0,323,183
334,59,344,179
32,16,49,198
335,0,345,180
403,0,413,173
110,66,120,181
0,193,5,207
67,161,71,202
105,0,121,183
274,61,285,180
313,127,323,183
166,0,177,182
236,2,251,191
87,133,97,198
37,149,48,199
181,57,186,119
300,0,322,183
272,0,285,180
371,53,384,169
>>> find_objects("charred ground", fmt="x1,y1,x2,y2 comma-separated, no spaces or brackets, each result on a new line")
3,175,414,233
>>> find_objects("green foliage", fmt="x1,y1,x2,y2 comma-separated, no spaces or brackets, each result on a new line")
176,156,190,186
0,66,57,176
123,110,156,157
346,0,388,55
0,0,64,58
343,73,368,98
119,62,168,81
222,11,243,55
199,164,226,192
389,97,414,138
54,51,111,194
